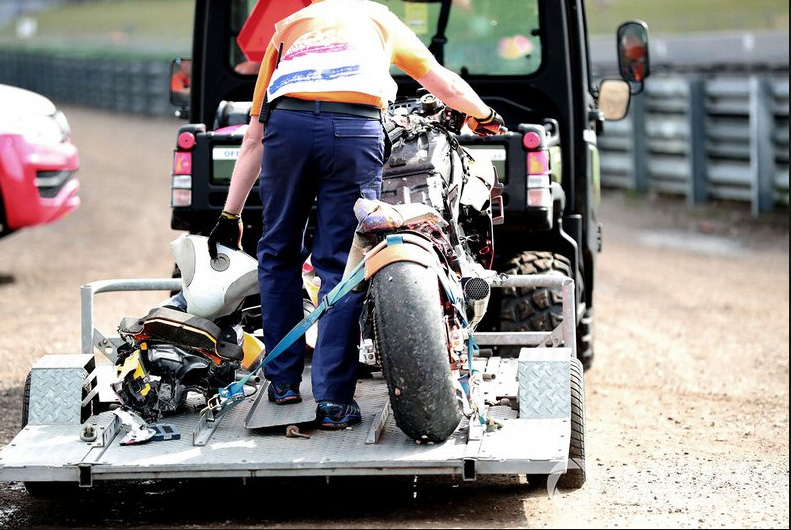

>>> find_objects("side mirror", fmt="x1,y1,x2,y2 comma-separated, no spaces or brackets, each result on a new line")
616,20,650,90
598,79,631,121
170,57,192,110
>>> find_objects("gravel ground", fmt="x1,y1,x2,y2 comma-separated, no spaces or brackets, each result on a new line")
0,106,788,528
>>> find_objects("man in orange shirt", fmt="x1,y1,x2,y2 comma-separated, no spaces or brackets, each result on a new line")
170,58,191,95
208,0,503,430
621,31,647,82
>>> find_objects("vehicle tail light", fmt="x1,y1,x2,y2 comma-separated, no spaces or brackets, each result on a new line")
527,174,551,208
171,187,192,207
172,151,193,207
173,151,192,175
527,151,549,174
523,129,552,210
171,126,203,208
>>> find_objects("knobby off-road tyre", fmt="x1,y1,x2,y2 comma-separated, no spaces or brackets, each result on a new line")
528,357,586,490
371,261,462,443
499,251,594,370
577,306,594,370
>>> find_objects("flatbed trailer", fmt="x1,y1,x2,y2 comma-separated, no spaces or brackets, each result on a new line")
0,274,584,491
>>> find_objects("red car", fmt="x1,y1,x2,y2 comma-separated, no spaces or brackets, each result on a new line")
0,83,80,238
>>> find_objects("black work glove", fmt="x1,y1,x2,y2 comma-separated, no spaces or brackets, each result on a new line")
467,106,505,137
207,211,243,260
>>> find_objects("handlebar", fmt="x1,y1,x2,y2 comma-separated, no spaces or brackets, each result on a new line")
387,94,509,138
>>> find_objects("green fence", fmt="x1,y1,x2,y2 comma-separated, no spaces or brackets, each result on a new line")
0,49,175,117
1,48,788,215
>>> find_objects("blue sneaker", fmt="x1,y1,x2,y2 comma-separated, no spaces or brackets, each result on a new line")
267,381,302,405
316,400,362,429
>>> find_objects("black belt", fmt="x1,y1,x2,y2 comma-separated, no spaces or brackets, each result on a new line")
272,97,382,119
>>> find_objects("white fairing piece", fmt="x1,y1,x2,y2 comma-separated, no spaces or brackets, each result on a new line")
170,234,259,320
460,155,497,211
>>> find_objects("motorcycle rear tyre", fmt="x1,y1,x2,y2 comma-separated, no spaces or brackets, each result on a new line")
371,261,462,443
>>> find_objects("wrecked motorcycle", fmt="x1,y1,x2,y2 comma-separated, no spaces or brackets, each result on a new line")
350,91,504,442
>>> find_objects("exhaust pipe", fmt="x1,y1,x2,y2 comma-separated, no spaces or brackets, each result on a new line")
463,276,491,328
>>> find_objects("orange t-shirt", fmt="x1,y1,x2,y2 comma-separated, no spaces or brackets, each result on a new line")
170,71,190,92
250,0,437,116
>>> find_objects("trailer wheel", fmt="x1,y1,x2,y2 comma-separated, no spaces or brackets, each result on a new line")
371,261,462,443
528,357,586,490
498,251,593,370
21,370,31,428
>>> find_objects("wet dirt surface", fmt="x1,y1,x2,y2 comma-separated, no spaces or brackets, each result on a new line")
0,107,788,528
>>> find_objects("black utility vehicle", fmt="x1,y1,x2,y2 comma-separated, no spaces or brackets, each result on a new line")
168,0,650,370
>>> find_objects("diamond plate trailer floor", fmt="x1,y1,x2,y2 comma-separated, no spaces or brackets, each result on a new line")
0,275,580,488
0,354,573,486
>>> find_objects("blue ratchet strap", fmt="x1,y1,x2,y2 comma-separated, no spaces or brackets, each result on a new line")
217,259,368,403
385,234,403,245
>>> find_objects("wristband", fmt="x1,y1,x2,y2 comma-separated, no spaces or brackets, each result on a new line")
478,107,496,124
221,211,241,220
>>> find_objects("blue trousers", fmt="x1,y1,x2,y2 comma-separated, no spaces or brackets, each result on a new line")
257,106,384,403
